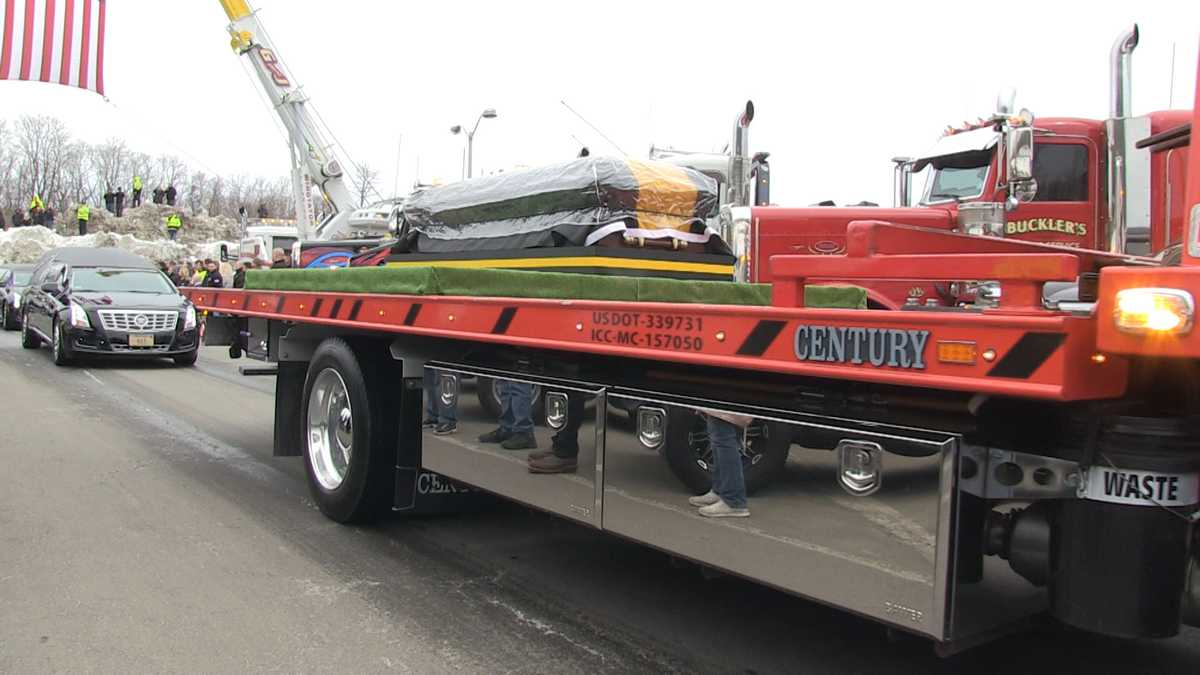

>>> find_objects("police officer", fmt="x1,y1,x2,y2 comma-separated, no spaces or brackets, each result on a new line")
200,259,223,288
76,202,91,236
131,175,143,207
28,194,44,223
165,213,182,240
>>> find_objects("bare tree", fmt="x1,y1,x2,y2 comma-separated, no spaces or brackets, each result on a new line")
352,161,379,207
91,137,130,196
14,115,72,210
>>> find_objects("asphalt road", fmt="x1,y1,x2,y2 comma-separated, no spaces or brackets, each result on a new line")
1,335,1198,674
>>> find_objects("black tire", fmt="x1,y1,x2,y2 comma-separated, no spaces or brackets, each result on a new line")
301,338,399,523
661,407,791,495
21,311,41,349
475,375,545,423
51,318,73,366
173,349,199,366
1,302,15,331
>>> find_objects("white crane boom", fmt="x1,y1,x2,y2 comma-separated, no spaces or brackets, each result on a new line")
218,0,355,240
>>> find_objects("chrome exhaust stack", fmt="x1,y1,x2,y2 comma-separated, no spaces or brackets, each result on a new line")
1106,25,1151,255
1109,25,1138,119
727,101,755,208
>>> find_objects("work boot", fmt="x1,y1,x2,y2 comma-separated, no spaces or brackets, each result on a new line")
698,500,749,518
478,428,513,444
500,432,537,450
527,449,554,461
528,454,577,474
687,490,721,507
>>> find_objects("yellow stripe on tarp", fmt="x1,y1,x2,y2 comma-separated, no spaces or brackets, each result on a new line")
625,159,699,233
219,0,253,21
384,256,732,275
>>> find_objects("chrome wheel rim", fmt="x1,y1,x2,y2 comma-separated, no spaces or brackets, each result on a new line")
307,368,354,491
53,323,60,357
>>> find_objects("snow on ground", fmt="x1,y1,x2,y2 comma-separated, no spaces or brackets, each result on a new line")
0,203,243,264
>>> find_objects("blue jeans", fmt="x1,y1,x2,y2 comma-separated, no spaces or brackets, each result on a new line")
498,380,534,434
706,415,747,508
423,369,457,424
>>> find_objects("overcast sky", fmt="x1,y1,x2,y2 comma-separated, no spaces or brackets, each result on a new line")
4,0,1198,206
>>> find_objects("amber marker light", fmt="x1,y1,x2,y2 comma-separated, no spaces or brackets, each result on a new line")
936,340,976,365
1114,288,1194,335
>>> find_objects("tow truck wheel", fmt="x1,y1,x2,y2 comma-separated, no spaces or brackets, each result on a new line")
476,376,546,423
0,303,13,331
301,338,398,523
21,311,40,349
51,319,73,366
661,408,791,494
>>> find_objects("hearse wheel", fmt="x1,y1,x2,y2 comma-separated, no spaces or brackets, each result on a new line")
301,338,399,523
661,408,791,495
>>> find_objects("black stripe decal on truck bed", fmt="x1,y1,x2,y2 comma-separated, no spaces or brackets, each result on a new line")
492,307,517,334
987,332,1065,379
403,303,422,326
737,320,787,356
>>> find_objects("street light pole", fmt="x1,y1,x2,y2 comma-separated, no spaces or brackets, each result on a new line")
451,108,498,179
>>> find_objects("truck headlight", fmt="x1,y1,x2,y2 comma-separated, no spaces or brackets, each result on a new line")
11,292,20,308
69,302,91,329
1114,288,1194,335
184,305,197,331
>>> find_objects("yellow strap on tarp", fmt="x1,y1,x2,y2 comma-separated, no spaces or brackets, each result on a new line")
624,159,701,233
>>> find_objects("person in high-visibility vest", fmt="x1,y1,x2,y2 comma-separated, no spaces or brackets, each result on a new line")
76,203,91,236
131,175,144,207
165,213,182,240
29,194,45,224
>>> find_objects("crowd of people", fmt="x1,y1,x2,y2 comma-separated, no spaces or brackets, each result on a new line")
7,176,272,241
158,247,292,290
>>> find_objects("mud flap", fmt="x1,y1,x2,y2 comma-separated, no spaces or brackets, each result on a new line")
201,313,238,346
392,376,493,514
273,362,306,457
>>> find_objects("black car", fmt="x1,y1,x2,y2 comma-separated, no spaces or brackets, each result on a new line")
20,248,199,366
0,263,34,330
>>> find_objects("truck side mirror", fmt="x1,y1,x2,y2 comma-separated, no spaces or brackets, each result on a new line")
219,244,230,263
1005,126,1037,206
41,281,61,294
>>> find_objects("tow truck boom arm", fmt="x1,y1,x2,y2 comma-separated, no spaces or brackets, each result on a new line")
218,0,355,239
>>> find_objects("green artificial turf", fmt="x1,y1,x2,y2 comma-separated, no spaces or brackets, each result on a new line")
245,266,867,308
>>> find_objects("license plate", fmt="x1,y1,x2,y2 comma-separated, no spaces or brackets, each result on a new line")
1084,466,1200,507
129,334,155,347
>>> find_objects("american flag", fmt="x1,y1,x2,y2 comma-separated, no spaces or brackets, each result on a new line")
1,0,107,96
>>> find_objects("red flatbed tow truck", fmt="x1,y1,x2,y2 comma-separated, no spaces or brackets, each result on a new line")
184,44,1200,656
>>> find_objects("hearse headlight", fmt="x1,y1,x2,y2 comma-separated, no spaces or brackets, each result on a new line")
69,302,91,329
1114,288,1194,335
184,305,198,331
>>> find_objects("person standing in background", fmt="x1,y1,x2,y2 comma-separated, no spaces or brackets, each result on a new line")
152,186,164,204
270,248,292,269
103,187,115,213
114,187,126,217
165,184,177,206
28,194,44,224
131,175,143,207
257,203,268,219
165,213,183,240
76,202,90,236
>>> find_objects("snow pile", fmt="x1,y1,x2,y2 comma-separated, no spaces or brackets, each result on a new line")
0,203,243,264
